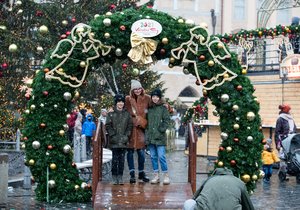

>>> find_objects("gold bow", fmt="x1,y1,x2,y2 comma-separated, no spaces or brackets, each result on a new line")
127,33,158,64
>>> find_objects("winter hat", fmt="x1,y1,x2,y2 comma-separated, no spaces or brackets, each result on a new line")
114,94,125,104
150,88,162,98
131,80,142,90
279,104,291,113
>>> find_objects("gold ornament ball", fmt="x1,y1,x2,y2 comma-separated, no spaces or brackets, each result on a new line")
76,27,85,34
131,68,140,77
178,19,184,23
212,110,218,116
233,124,240,130
202,89,208,96
75,185,80,190
30,104,36,110
50,163,57,170
39,25,49,34
21,143,26,149
62,20,68,26
242,174,251,183
226,146,232,152
232,105,239,111
247,112,255,121
25,109,30,114
223,73,229,79
208,60,215,67
8,44,18,52
169,57,175,63
104,32,110,39
106,11,112,16
29,159,35,166
162,37,169,45
63,124,69,131
80,61,86,68
217,43,223,49
74,91,80,99
58,67,64,72
242,68,247,74
217,161,224,167
59,130,65,136
252,174,258,181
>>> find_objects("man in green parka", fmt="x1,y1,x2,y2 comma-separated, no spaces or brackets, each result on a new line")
183,168,254,210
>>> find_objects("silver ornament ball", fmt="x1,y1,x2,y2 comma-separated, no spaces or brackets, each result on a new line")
63,145,71,154
220,94,229,103
32,141,41,149
63,92,72,101
48,180,56,188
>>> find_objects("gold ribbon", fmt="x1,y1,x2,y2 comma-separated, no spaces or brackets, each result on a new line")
127,33,158,64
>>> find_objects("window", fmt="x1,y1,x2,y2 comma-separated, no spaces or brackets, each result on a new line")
234,0,245,20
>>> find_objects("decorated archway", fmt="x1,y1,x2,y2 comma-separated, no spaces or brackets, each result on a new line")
22,6,264,202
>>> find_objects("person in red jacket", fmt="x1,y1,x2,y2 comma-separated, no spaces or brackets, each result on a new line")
66,110,77,146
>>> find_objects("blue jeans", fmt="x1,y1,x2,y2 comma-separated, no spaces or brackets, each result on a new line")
148,144,168,173
263,164,273,180
127,148,145,172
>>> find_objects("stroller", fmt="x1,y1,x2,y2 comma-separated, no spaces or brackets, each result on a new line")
278,133,300,183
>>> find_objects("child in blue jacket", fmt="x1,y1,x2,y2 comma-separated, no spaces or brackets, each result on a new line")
82,113,96,157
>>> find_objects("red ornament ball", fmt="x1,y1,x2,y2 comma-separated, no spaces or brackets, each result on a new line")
199,55,205,61
195,80,201,86
122,63,127,69
1,63,8,69
36,10,43,17
160,48,166,55
236,85,243,91
47,145,53,150
60,34,67,39
66,31,71,36
120,25,126,31
234,137,239,142
43,91,48,96
219,146,225,151
230,160,236,166
71,17,76,22
110,4,116,10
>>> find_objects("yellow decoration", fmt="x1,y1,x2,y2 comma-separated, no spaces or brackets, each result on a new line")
80,61,86,68
127,33,158,64
247,112,255,121
104,32,110,38
75,185,80,190
50,163,57,170
242,68,247,74
46,23,112,88
208,60,214,66
217,161,224,167
59,130,65,136
233,124,240,130
217,43,223,49
223,73,229,78
171,26,237,90
242,174,251,183
169,57,175,63
162,37,169,45
29,159,35,166
252,174,258,181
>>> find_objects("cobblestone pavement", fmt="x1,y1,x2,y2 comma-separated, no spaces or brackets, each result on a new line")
5,138,300,209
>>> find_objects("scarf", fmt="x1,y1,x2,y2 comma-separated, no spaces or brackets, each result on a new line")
279,113,295,133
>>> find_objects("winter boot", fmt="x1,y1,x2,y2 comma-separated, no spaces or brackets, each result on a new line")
117,175,124,185
138,171,150,182
150,173,160,184
112,175,118,185
129,171,136,184
163,173,170,185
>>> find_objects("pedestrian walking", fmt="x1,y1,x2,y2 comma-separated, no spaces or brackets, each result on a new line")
106,94,133,185
146,88,171,185
125,79,151,183
66,110,77,146
262,144,280,183
183,168,255,210
82,113,96,158
73,111,86,162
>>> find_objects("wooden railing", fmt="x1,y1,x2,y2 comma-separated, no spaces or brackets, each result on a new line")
92,121,104,204
187,122,197,193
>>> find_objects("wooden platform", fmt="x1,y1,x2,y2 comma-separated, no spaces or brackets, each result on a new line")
93,182,193,209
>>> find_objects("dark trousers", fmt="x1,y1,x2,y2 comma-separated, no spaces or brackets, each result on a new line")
86,136,92,154
127,148,145,173
263,164,273,180
111,148,126,176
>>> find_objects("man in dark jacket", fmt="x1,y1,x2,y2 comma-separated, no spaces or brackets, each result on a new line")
183,168,254,210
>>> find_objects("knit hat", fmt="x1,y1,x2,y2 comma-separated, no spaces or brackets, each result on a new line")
279,104,291,113
150,88,162,98
114,94,125,104
131,80,142,90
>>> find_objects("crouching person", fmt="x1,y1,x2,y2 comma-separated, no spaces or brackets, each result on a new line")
183,168,254,210
106,94,133,185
